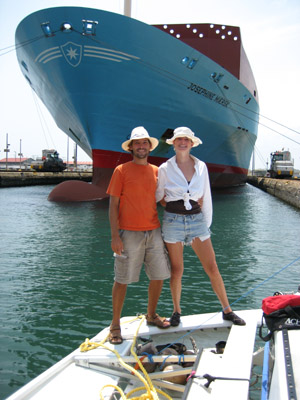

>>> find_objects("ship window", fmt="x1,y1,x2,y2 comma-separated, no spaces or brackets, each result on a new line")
25,75,32,85
243,94,251,104
187,59,198,69
181,56,189,65
41,22,53,37
221,35,226,40
211,72,224,82
193,29,197,33
234,36,238,41
61,22,72,32
210,24,214,28
199,33,204,38
170,29,174,34
163,25,168,29
186,24,191,28
82,19,98,35
222,25,226,30
176,34,181,38
216,29,220,34
228,31,232,35
21,61,28,72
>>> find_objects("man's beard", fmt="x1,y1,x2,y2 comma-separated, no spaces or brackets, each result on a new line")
132,149,150,159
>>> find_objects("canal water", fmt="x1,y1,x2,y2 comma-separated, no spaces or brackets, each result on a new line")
0,183,299,399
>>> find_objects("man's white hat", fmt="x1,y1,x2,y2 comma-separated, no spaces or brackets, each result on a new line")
122,126,159,152
166,127,202,147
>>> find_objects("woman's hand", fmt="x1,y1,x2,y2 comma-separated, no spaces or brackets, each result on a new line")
197,196,204,208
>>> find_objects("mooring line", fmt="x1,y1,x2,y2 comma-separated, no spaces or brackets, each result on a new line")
228,255,300,309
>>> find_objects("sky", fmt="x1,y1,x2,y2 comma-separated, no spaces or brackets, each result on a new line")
1,0,300,169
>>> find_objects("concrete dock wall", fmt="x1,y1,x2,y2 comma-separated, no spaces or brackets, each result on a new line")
2,172,300,209
0,171,92,188
247,176,300,209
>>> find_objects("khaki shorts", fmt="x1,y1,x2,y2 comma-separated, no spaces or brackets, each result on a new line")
114,228,170,284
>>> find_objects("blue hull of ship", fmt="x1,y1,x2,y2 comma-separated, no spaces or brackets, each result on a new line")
15,7,259,188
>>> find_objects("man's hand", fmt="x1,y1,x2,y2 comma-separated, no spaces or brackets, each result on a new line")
111,235,124,255
160,198,166,207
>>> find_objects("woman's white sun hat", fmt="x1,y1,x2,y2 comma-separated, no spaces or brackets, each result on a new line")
166,127,202,147
122,126,159,152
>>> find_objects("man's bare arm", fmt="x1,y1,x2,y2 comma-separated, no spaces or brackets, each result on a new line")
109,195,123,255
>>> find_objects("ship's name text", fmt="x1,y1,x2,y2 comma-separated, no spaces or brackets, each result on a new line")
187,83,230,107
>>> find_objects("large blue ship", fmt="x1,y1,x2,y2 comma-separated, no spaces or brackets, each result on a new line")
15,7,259,201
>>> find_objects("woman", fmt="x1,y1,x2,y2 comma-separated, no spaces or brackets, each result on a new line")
156,127,245,327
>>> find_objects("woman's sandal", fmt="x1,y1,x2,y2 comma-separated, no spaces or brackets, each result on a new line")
169,312,181,327
146,313,170,329
222,311,246,326
108,325,123,344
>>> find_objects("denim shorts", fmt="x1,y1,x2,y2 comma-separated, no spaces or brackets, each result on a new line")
114,228,170,284
162,211,210,245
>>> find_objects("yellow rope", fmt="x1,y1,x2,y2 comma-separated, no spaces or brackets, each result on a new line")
79,316,173,400
99,384,127,400
126,386,173,400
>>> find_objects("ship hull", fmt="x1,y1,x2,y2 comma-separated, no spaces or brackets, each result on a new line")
15,7,259,199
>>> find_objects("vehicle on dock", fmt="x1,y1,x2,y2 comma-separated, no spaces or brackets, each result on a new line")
268,150,294,179
31,149,66,172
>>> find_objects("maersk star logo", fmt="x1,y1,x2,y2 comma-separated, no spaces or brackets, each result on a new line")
61,42,82,67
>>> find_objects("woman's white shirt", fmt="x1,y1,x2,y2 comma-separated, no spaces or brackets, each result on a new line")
156,155,212,228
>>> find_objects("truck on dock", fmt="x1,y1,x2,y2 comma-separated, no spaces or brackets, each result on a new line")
268,150,294,179
31,149,66,172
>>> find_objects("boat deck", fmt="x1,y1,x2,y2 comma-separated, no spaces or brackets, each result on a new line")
7,310,263,400
185,310,260,399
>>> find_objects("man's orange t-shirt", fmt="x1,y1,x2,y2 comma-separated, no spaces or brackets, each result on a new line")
106,161,160,231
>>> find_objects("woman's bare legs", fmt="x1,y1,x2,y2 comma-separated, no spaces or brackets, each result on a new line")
165,242,184,314
191,237,232,312
191,237,246,325
166,237,245,325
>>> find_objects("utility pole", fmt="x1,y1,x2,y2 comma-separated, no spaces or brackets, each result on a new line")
67,136,69,171
18,139,23,170
73,142,77,170
4,133,10,170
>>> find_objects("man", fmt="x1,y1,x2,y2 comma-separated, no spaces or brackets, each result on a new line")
106,126,171,345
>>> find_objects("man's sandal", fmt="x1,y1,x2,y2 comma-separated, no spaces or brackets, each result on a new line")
108,325,123,344
146,313,170,329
